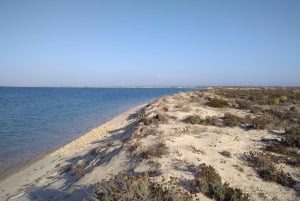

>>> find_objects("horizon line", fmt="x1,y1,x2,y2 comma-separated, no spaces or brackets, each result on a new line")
0,85,299,88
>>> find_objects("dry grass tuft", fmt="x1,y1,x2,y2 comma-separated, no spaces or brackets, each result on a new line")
191,146,206,155
128,142,140,154
71,161,87,178
140,141,169,159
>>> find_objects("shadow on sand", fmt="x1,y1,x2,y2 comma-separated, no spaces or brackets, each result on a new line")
26,109,142,201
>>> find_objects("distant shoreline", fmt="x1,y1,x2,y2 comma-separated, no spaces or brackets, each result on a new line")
0,86,202,89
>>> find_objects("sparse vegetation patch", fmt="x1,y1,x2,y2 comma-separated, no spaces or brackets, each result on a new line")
91,174,192,201
207,98,229,108
284,126,300,148
183,115,202,124
140,141,169,159
244,151,295,187
193,163,250,201
222,113,241,127
140,113,168,125
220,150,232,158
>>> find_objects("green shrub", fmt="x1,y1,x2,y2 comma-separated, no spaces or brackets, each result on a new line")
193,164,250,201
215,88,300,106
204,116,221,126
183,115,221,126
280,95,288,102
244,151,295,187
183,115,202,124
273,98,280,105
207,98,229,108
92,174,192,201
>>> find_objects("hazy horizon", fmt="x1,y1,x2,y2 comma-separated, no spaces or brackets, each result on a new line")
1,1,300,87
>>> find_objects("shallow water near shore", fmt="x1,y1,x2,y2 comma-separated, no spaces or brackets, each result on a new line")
0,87,196,177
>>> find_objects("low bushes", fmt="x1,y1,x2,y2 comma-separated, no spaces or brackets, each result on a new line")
215,88,300,105
193,164,250,201
263,126,300,167
140,141,169,159
183,115,202,124
284,127,300,148
223,113,240,127
184,115,221,126
91,174,192,201
207,98,229,108
251,117,270,130
244,151,295,187
183,113,270,130
140,114,168,125
235,100,251,110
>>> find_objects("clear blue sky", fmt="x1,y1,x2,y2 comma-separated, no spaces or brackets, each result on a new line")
0,0,299,87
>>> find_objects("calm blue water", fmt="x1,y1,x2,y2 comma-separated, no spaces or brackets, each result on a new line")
0,87,196,176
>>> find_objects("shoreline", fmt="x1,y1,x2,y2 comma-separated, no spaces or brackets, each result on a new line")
0,102,146,181
0,103,146,201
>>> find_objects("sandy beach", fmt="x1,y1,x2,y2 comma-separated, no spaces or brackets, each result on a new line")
0,88,299,201
0,104,146,201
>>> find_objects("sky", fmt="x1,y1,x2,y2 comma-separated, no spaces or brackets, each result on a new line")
0,0,300,87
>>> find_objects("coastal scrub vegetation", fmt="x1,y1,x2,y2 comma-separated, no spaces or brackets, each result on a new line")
263,125,300,167
192,163,250,201
139,113,168,125
183,115,202,124
91,88,299,201
91,174,192,201
207,98,229,108
183,113,270,129
90,168,251,201
284,126,300,148
183,115,220,126
215,88,300,105
244,151,295,187
140,141,169,159
214,88,300,128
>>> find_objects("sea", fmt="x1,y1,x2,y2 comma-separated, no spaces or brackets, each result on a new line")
0,87,197,178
